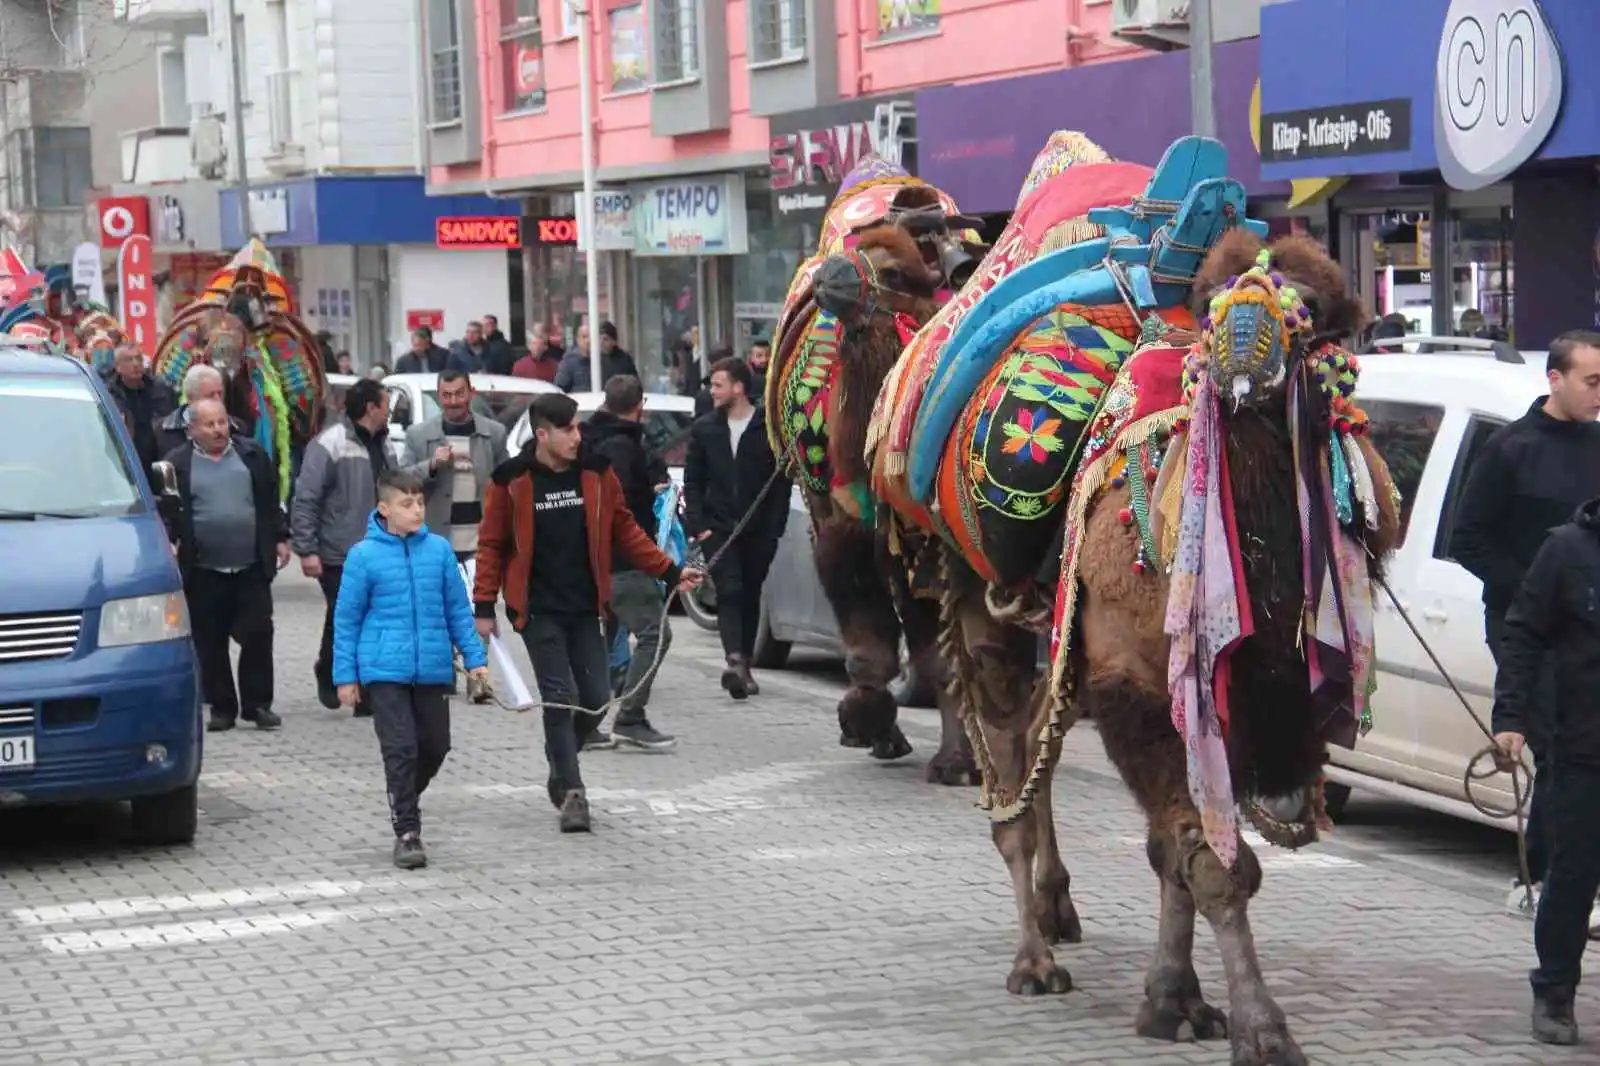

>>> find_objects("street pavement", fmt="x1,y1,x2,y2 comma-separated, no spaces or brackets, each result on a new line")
0,570,1595,1066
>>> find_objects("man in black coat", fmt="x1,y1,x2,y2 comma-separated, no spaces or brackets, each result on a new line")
1453,329,1600,909
396,326,450,374
481,314,517,375
683,356,789,699
104,341,178,480
162,399,290,733
1495,497,1600,1045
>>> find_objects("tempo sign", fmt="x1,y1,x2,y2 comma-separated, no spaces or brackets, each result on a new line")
435,216,522,250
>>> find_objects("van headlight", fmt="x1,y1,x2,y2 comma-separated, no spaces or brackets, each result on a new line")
99,592,191,648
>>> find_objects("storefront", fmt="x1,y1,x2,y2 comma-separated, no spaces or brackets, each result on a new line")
100,181,232,331
1260,0,1598,348
219,176,516,367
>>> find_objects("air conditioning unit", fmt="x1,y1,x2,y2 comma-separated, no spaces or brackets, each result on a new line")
189,114,226,179
1112,0,1191,50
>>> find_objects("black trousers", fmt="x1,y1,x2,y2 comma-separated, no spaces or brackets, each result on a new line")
314,565,345,685
1486,610,1553,883
367,683,451,838
185,565,274,719
1532,763,1600,999
522,613,610,800
707,533,778,660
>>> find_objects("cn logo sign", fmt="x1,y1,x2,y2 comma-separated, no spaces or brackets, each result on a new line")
98,197,150,249
117,235,157,358
1435,0,1564,191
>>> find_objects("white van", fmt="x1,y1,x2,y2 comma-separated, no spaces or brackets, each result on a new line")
1328,336,1550,828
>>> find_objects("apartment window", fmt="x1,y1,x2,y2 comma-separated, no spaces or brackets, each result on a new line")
6,132,31,210
501,5,546,112
877,0,939,40
751,0,804,62
427,0,463,123
609,3,648,92
8,128,91,210
652,0,698,83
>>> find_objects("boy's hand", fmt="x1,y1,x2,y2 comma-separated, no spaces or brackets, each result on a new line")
337,684,361,708
466,667,493,705
676,567,705,592
475,617,497,641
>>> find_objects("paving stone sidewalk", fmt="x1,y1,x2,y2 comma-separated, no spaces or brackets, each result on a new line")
0,575,1591,1066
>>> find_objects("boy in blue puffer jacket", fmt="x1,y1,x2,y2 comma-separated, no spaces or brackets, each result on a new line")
334,469,488,869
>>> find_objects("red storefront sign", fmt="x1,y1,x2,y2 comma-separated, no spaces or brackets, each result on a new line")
406,309,445,333
98,197,150,249
117,235,157,356
435,216,522,249
530,217,578,245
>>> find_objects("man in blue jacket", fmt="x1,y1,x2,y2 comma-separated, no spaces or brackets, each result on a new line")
333,469,488,869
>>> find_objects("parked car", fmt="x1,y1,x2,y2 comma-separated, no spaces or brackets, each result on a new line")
0,344,201,843
508,390,697,485
325,372,559,463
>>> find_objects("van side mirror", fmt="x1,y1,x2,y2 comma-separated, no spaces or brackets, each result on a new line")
150,460,179,498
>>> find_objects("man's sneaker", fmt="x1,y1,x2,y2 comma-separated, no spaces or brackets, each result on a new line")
559,790,592,833
393,833,427,870
206,713,236,733
614,719,677,750
1533,994,1580,1045
580,728,617,751
721,656,749,700
314,666,340,710
242,707,282,731
1506,879,1542,919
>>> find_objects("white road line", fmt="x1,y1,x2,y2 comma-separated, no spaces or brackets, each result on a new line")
37,903,417,955
10,879,386,926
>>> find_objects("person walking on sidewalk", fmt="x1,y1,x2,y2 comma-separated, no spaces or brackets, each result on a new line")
162,399,288,733
583,374,675,750
1494,497,1600,1045
472,394,702,834
400,370,509,563
1453,329,1600,916
292,377,394,715
334,470,488,870
683,356,790,700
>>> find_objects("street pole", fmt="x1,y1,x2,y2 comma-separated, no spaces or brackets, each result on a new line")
1188,0,1217,139
225,0,253,240
575,0,602,389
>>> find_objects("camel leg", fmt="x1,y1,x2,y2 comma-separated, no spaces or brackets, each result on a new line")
813,517,911,761
1031,730,1082,945
1135,854,1229,1042
994,811,1072,995
900,591,978,786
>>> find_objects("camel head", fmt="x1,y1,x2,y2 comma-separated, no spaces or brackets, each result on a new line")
811,185,985,332
1190,230,1367,409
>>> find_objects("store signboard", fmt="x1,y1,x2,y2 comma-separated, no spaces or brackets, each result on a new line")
528,216,578,245
578,188,635,252
630,174,748,256
436,216,522,249
1259,98,1411,163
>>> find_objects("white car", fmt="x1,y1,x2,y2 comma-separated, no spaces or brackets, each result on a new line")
325,372,559,462
508,390,698,487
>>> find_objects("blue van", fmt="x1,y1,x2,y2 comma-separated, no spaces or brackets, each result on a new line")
0,346,201,843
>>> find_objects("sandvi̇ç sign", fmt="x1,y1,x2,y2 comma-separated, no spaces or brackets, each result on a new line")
117,235,157,358
435,216,522,250
630,175,749,256
1434,0,1564,192
1258,98,1411,164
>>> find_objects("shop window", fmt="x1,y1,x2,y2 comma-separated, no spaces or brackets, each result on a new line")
634,255,699,392
1450,207,1513,342
1435,414,1507,563
1362,398,1445,549
500,8,546,113
751,0,805,63
652,0,698,83
608,3,648,91
427,0,463,124
732,189,803,352
877,0,939,41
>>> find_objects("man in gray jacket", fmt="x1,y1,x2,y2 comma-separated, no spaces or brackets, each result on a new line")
400,370,509,562
291,377,393,713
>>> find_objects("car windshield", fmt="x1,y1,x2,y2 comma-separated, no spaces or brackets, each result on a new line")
0,375,143,518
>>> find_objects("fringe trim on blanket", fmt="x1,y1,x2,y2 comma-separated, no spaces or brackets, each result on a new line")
1038,218,1106,254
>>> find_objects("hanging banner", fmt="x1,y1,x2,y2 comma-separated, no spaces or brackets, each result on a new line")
71,242,105,307
117,235,157,357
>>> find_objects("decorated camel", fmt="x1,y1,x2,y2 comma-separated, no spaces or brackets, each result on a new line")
152,239,326,499
764,154,987,782
856,132,1400,1065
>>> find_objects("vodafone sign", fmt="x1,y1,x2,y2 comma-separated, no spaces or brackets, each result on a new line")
435,216,522,250
98,197,150,249
117,234,157,357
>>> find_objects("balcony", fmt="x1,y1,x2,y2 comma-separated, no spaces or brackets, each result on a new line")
114,0,208,33
120,126,195,184
263,68,306,176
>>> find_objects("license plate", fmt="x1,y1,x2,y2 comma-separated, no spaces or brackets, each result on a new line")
0,735,34,770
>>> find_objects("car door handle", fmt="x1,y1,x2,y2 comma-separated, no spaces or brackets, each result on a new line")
1420,608,1448,623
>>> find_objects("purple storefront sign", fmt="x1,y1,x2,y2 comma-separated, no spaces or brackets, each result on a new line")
916,39,1287,214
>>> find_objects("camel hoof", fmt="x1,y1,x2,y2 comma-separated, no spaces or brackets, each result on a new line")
1136,997,1228,1043
925,747,980,786
1033,880,1083,946
1230,1024,1306,1066
870,724,913,761
838,686,898,747
1006,952,1073,997
838,731,872,750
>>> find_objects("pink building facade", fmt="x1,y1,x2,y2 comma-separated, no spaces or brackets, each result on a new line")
417,0,1170,381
